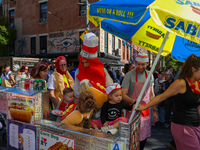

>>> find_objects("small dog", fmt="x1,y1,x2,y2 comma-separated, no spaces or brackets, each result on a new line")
77,90,98,128
61,89,98,129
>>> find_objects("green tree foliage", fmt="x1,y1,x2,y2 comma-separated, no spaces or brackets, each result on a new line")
0,25,8,45
0,16,17,55
164,53,183,71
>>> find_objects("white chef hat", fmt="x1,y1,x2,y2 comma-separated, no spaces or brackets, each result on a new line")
83,32,98,48
135,52,149,62
106,83,121,95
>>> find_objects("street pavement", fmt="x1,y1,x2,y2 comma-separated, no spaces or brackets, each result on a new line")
0,122,173,150
145,122,174,150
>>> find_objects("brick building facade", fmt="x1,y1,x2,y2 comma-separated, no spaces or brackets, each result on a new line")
2,0,142,68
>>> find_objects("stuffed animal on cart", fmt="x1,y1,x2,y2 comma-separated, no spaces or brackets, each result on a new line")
79,79,108,107
61,89,98,128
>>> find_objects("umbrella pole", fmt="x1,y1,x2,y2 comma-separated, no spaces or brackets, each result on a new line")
128,31,170,124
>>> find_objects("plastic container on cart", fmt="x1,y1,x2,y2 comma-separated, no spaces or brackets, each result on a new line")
21,72,26,88
15,72,22,87
29,79,34,90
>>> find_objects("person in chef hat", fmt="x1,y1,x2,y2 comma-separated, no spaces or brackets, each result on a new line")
74,32,113,98
121,52,158,150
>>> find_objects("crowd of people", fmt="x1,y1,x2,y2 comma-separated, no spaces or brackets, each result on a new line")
0,32,199,150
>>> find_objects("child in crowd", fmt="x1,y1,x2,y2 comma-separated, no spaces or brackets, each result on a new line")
56,88,75,111
91,83,133,134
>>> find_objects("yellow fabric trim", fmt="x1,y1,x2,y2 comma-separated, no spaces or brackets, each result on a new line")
63,74,70,88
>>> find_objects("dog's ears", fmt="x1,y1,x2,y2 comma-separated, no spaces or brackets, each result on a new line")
79,82,88,94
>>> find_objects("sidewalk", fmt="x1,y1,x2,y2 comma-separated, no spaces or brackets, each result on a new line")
145,122,173,150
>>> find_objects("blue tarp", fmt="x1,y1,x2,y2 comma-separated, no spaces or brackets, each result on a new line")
0,86,41,96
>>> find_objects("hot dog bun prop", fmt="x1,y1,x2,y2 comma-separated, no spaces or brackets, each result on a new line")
61,110,93,126
9,102,33,122
88,87,108,107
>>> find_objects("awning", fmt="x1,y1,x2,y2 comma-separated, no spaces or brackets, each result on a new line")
98,57,125,66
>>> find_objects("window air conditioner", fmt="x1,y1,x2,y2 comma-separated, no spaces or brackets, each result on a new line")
117,48,122,56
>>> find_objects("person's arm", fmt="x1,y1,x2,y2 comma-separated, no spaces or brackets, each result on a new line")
56,98,64,110
100,103,107,125
104,68,113,86
74,69,80,98
150,86,156,110
49,89,58,108
10,75,15,84
122,87,136,104
122,101,134,111
150,85,158,123
48,74,58,108
137,79,185,111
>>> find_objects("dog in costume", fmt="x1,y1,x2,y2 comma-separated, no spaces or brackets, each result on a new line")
61,89,98,128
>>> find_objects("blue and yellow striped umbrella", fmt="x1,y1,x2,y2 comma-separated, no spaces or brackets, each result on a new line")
88,0,200,44
88,0,200,62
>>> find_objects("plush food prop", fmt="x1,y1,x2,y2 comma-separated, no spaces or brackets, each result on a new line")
88,87,108,107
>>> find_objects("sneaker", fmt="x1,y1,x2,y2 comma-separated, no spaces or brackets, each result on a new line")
101,125,112,133
163,123,169,128
107,129,118,135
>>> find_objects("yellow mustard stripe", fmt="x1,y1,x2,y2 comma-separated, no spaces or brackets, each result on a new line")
63,74,70,87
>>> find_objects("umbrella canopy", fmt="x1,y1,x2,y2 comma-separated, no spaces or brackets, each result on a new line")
88,0,200,44
101,11,200,61
88,0,154,26
150,0,200,44
101,9,176,57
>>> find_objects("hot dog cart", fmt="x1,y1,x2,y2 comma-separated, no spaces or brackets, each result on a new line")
0,86,140,150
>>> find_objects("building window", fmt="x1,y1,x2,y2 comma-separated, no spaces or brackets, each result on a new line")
130,49,132,61
118,39,121,49
104,32,108,53
40,3,47,23
123,44,125,59
79,0,86,16
40,36,47,54
9,10,15,27
112,35,115,55
31,37,36,54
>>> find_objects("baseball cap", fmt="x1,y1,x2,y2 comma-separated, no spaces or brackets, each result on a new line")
106,83,121,95
42,58,53,64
